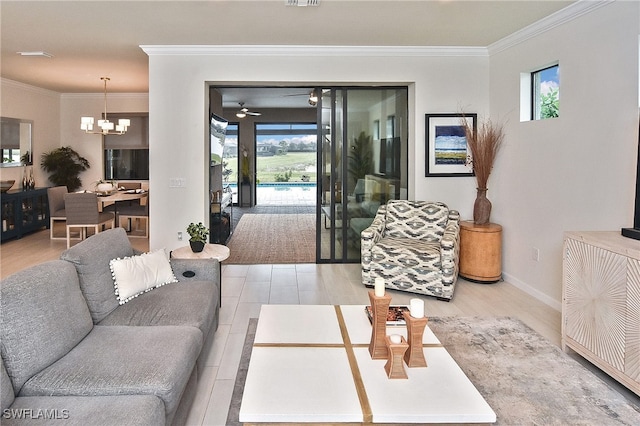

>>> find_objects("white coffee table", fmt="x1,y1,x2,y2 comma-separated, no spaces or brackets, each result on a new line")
240,304,496,424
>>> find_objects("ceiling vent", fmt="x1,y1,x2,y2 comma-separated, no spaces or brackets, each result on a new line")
285,0,320,6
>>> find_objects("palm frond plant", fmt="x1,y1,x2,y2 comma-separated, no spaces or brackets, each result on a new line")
40,146,90,192
348,131,373,185
461,116,505,225
241,147,251,184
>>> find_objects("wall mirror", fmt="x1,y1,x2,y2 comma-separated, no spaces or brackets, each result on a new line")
1,117,33,167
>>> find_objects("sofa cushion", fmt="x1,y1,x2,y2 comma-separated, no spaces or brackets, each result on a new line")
98,280,218,339
384,201,449,240
110,249,178,304
19,325,201,424
372,237,442,269
61,227,134,323
3,395,165,426
0,261,93,392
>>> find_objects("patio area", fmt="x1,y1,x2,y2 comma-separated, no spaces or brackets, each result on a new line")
257,183,315,206
228,183,316,206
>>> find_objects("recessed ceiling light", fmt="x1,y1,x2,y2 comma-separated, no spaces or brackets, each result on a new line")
17,51,53,58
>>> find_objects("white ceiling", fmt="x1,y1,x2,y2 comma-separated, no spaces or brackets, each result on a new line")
218,86,318,110
1,0,574,106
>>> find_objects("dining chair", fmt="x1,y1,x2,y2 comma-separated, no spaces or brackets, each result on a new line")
118,182,142,205
47,186,68,240
118,194,149,238
64,192,116,248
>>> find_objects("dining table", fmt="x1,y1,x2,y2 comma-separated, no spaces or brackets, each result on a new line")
97,189,148,220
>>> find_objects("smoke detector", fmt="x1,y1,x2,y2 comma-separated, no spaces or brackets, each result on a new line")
285,0,320,6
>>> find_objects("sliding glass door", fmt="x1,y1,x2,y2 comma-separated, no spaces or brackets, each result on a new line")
317,87,408,263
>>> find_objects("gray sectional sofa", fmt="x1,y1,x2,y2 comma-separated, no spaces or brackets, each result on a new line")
1,228,220,425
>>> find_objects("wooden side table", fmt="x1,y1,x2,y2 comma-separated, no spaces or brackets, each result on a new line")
171,243,230,306
459,221,502,283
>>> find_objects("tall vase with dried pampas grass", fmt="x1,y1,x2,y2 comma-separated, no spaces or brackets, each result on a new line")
461,116,504,225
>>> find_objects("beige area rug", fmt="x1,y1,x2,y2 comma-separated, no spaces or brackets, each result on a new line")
227,317,640,426
226,214,315,264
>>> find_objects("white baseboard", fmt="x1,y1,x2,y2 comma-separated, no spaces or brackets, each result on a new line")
501,272,562,312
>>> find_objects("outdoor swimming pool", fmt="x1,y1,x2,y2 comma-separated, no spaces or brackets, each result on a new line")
227,183,316,206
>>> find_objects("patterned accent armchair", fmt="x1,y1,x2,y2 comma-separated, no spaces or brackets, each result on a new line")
361,200,461,301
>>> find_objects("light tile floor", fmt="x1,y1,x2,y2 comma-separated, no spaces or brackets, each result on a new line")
184,262,565,426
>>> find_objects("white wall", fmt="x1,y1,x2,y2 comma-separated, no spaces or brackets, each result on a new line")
146,49,489,252
0,79,60,187
489,1,639,308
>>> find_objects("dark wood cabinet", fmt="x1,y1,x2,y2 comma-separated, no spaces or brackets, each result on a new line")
1,188,49,242
210,192,233,245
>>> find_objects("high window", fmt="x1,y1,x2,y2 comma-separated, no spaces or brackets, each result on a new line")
532,65,559,120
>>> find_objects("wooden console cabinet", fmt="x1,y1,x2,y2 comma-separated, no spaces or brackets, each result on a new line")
562,231,640,396
459,221,502,283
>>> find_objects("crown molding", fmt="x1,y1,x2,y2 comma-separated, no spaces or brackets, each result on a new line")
1,78,59,98
141,1,612,60
488,0,612,55
140,45,488,57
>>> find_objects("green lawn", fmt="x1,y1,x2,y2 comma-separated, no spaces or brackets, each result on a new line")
224,152,317,184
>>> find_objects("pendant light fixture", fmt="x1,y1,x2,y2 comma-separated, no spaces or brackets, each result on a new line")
80,77,130,135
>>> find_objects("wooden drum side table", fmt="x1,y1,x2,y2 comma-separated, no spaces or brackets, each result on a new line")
459,221,502,283
171,243,230,306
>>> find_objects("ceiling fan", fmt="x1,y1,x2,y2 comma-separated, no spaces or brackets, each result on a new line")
282,89,319,106
282,89,332,106
236,102,261,118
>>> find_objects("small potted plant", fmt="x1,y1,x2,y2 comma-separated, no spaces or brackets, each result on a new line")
187,222,209,252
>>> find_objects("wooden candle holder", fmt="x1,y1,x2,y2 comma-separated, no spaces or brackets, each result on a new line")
402,311,428,368
368,290,392,359
384,335,409,379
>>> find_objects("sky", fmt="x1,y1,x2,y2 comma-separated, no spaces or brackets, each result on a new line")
540,65,559,96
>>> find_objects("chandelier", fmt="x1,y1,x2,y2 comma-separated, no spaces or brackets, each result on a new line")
80,77,130,135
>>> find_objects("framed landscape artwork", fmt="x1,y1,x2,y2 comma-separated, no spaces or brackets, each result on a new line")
425,113,476,177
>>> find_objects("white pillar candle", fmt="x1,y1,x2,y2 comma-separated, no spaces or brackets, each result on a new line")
410,298,424,318
374,277,385,297
389,334,402,344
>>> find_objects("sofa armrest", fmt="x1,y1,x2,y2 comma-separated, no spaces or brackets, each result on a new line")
440,210,461,284
361,207,386,247
170,258,219,283
360,205,387,285
447,209,460,225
